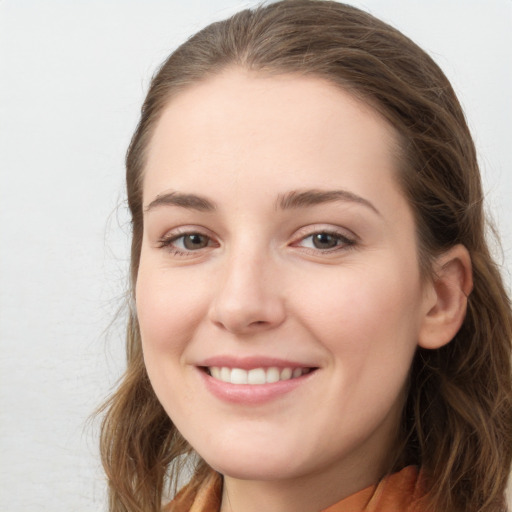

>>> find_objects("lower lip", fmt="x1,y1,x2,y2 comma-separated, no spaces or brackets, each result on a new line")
199,368,316,405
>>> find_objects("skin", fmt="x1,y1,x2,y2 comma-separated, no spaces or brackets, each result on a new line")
136,69,467,512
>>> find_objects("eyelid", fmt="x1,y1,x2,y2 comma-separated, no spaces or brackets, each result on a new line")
154,224,358,256
156,226,219,254
157,225,215,240
291,224,358,242
289,225,358,252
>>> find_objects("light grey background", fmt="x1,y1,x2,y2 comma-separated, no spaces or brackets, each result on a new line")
1,1,510,510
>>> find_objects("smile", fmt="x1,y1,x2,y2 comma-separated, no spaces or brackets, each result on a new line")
206,366,312,385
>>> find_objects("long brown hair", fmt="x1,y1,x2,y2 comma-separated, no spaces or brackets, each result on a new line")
99,2,512,511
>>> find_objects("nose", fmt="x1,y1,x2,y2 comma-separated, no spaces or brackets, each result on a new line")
208,249,286,334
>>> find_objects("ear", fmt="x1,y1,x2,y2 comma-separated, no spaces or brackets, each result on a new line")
418,244,473,350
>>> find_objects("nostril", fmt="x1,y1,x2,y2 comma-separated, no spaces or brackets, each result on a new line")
208,287,286,333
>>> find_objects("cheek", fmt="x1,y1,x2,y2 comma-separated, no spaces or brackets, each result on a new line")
295,258,423,363
135,261,212,416
135,261,210,356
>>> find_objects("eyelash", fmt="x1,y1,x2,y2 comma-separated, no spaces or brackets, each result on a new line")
157,228,357,256
292,230,356,253
157,231,217,256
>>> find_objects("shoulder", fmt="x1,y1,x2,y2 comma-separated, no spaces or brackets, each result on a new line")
164,471,222,512
367,466,432,512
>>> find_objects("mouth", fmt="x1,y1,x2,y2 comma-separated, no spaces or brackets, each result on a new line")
202,366,316,385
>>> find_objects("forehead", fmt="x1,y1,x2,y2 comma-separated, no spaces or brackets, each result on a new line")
143,68,404,212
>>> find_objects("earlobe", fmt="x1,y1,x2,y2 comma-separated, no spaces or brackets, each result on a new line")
418,245,473,350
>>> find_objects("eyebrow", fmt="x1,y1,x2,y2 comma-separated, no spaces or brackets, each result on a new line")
144,192,216,213
277,189,381,216
144,188,380,216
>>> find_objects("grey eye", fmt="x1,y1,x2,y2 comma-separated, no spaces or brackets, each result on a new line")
181,233,210,250
311,233,339,249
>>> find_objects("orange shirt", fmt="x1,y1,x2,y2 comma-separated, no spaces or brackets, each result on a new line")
165,466,431,512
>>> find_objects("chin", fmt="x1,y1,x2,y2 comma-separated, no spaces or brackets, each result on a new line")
195,440,309,481
207,456,302,481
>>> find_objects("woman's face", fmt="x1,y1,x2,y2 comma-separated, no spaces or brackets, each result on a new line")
137,69,434,488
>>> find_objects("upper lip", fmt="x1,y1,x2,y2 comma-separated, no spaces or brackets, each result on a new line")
197,355,318,370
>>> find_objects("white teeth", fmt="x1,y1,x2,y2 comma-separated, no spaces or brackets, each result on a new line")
266,367,280,383
247,368,266,384
280,367,292,380
292,368,303,378
230,368,248,384
207,366,310,384
220,367,231,382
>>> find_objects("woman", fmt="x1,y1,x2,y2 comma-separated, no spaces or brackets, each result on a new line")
99,1,512,511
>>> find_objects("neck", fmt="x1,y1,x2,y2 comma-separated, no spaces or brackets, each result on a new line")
220,454,388,512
